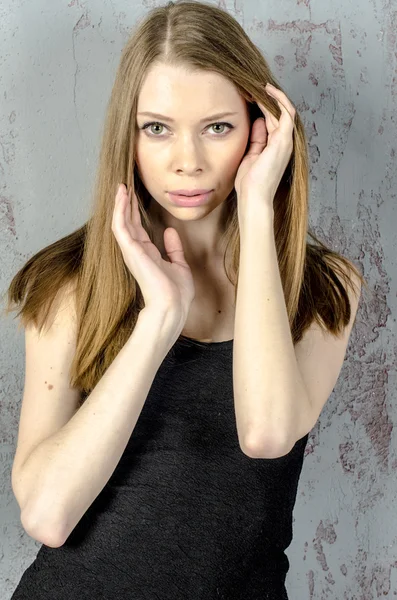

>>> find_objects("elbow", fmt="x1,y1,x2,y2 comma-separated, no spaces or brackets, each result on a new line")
12,466,67,547
242,430,292,459
21,506,66,548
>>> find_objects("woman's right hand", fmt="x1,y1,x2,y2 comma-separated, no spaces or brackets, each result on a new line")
111,183,196,326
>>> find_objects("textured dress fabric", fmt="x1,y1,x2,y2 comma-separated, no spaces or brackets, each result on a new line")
11,335,309,600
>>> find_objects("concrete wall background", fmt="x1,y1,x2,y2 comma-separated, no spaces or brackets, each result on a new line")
1,0,396,597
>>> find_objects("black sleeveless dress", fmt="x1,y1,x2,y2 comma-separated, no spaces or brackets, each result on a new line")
11,334,309,599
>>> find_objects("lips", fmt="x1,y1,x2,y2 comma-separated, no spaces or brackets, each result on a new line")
168,189,212,196
168,190,213,206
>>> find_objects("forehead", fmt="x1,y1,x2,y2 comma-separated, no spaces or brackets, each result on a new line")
137,63,246,116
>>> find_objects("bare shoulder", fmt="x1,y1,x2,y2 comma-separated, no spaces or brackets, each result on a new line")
40,279,78,334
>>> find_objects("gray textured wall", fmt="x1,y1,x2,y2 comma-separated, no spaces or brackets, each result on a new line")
1,1,396,598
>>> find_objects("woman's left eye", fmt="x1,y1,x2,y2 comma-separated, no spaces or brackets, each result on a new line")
140,121,235,136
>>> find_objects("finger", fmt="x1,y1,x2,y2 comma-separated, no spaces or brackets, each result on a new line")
112,185,135,248
128,187,151,243
265,84,296,134
265,84,296,118
112,184,125,230
163,227,189,266
114,185,144,247
245,117,268,157
129,186,140,227
256,101,279,135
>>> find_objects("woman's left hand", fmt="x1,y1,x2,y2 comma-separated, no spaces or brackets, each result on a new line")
234,84,296,212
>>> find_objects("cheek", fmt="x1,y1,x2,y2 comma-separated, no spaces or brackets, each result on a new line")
135,144,160,181
224,136,250,174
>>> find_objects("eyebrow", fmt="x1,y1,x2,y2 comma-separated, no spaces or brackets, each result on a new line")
137,111,239,123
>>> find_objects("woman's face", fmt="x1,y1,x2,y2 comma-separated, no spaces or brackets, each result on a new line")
135,62,252,220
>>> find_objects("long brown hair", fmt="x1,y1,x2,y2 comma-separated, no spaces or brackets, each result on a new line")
3,0,369,404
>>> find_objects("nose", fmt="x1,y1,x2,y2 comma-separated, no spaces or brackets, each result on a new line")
174,135,204,174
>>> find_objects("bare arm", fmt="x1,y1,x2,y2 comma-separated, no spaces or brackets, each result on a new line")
16,308,179,547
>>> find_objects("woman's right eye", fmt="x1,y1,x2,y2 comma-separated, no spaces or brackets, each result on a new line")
140,122,165,135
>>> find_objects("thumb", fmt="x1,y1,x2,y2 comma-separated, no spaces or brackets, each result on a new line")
163,227,188,266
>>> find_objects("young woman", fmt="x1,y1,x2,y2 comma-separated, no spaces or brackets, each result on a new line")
6,1,367,598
